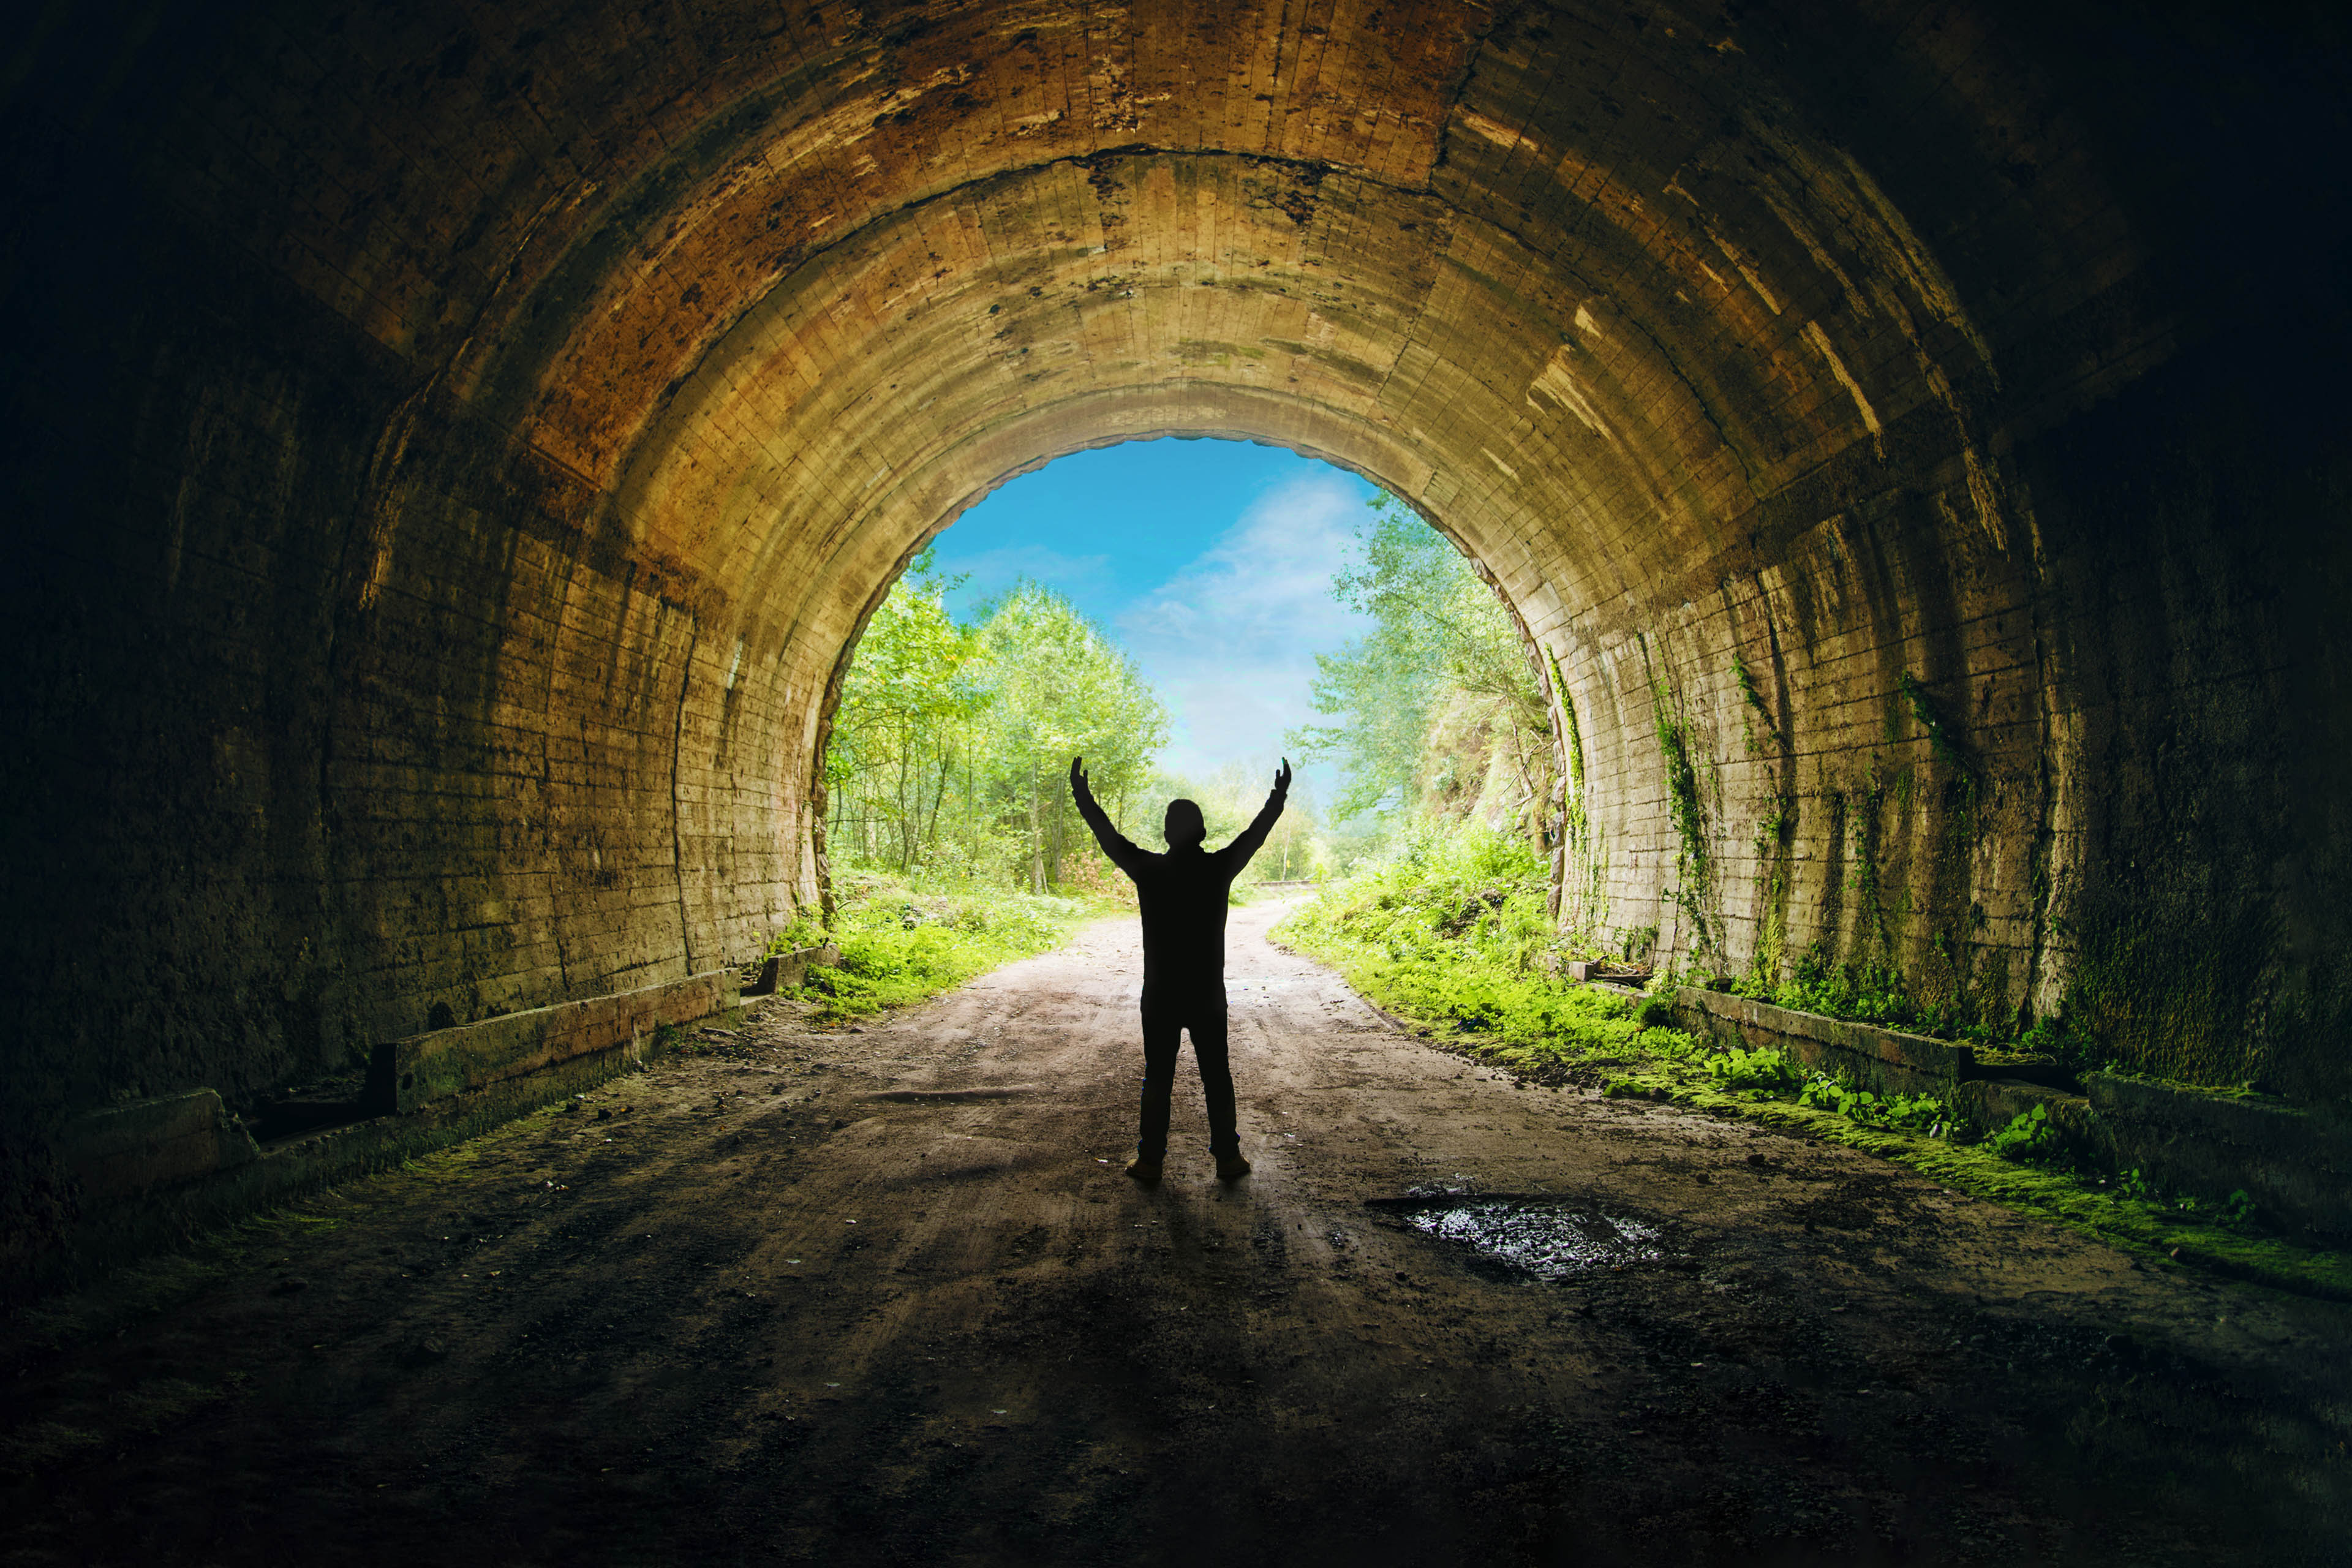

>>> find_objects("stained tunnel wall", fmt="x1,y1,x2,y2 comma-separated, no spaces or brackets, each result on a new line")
4,0,2349,1257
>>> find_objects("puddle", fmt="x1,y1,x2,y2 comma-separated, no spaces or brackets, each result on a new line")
1372,1194,1667,1281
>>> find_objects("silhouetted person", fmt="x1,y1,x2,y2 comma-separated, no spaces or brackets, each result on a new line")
1071,756,1291,1183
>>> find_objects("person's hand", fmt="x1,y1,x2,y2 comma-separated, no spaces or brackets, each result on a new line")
1069,756,1090,797
1274,757,1292,796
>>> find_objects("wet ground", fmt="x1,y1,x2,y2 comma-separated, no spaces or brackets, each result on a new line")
5,899,2350,1565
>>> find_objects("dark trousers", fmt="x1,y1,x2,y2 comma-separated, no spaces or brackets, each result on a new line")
1137,1007,1238,1160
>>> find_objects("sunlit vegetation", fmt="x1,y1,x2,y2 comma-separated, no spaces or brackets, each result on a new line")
791,545,1324,1015
1291,494,1556,865
823,554,1166,892
784,872,1105,1022
1276,823,1697,1069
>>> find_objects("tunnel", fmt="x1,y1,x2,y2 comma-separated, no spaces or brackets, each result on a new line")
3,0,2350,1559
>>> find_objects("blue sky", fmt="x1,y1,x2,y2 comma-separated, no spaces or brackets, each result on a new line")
924,439,1381,793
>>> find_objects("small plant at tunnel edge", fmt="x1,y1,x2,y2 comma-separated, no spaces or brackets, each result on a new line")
1797,1071,1944,1133
1706,1045,1801,1093
1985,1102,2059,1163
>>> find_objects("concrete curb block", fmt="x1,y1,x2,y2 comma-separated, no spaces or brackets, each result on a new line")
32,973,742,1295
1670,987,1972,1097
741,944,840,997
367,969,739,1113
1671,986,2351,1238
60,1091,262,1204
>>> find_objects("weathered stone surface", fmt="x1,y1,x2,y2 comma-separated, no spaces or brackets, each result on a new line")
60,1091,258,1204
742,945,840,998
2087,1074,2352,1239
1,1,2348,1259
1676,990,2352,1236
368,971,739,1114
1673,987,1973,1098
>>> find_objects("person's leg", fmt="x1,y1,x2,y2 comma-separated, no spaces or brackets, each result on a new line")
1188,1009,1240,1159
1136,1011,1182,1165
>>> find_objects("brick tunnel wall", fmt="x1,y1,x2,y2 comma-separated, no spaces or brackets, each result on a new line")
3,0,2347,1258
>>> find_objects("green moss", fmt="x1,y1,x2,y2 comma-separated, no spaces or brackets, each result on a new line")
1898,671,1970,774
1732,649,1782,750
1650,674,1715,959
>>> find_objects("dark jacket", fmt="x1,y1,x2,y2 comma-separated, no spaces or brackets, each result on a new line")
1072,783,1285,1011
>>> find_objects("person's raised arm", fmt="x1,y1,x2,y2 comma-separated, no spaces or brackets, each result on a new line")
1217,758,1292,872
1069,758,1150,878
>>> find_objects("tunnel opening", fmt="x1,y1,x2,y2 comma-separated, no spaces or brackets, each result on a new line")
806,434,1385,913
3,0,2348,1284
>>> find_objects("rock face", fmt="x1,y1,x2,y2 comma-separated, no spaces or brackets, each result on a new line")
2,1,2348,1248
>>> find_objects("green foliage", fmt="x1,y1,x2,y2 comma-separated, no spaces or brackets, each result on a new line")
1735,941,1937,1031
784,875,1102,1020
764,913,826,956
1898,670,1969,774
827,559,1166,891
1277,821,1695,1071
1708,1046,1801,1093
1290,495,1553,842
1649,673,1714,954
1798,1069,1945,1132
1986,1103,2059,1162
2011,1009,2105,1077
1732,649,1781,750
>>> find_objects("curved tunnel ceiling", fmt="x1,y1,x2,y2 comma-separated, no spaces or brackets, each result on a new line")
5,0,2346,1140
438,0,2038,641
391,0,2080,955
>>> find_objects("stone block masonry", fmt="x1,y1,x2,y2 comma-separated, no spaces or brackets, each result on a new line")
366,968,740,1114
1673,988,2352,1241
2,0,2348,1270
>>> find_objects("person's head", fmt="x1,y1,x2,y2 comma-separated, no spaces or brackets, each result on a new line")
1163,798,1206,850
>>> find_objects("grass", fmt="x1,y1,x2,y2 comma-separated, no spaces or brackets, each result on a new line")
1275,825,2352,1304
778,872,1117,1022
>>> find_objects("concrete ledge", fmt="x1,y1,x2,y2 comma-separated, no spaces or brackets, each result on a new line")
1672,988,2352,1238
2087,1074,2352,1237
60,1091,260,1202
1672,987,1972,1096
742,944,839,997
32,981,740,1298
368,969,739,1113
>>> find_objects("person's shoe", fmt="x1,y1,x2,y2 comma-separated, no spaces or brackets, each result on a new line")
1125,1153,1163,1183
1215,1153,1252,1182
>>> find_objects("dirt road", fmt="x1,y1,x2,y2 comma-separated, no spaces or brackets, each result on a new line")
6,900,2349,1564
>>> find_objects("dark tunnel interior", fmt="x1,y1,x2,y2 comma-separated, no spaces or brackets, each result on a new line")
4,1,2351,1561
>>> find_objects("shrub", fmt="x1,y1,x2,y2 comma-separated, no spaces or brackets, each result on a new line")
1708,1046,1801,1092
777,878,1100,1020
1798,1070,1944,1132
1986,1103,2059,1162
1277,821,1702,1066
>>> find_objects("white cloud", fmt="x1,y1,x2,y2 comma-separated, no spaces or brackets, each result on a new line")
1116,472,1371,784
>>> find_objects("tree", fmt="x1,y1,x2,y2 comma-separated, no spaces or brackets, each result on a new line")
824,552,986,871
824,569,1167,892
1291,494,1555,846
974,585,1167,891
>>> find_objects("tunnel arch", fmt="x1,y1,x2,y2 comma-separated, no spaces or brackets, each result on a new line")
6,0,2349,1253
